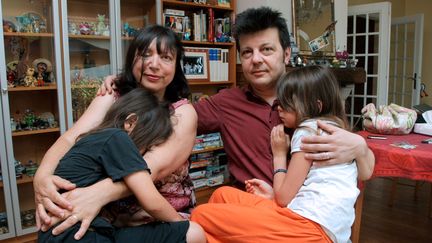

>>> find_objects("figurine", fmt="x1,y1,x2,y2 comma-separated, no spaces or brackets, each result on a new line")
23,67,36,87
32,58,53,84
31,16,40,33
123,22,130,37
89,22,96,35
102,25,110,36
10,118,17,131
123,22,137,37
7,69,15,87
22,109,36,129
3,21,15,32
25,160,38,177
96,14,106,35
15,15,32,32
184,28,191,40
39,112,56,128
69,22,78,35
39,20,47,33
14,159,26,178
79,22,91,35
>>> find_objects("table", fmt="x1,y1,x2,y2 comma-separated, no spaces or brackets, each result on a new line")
358,131,432,181
358,130,432,217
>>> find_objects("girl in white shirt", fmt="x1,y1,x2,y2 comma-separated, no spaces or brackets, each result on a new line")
191,66,361,243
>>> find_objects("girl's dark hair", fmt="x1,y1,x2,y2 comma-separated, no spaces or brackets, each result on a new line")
115,25,190,103
233,7,291,52
80,88,174,153
277,66,349,129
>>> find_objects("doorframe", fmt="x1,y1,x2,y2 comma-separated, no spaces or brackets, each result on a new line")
391,14,424,106
348,2,391,107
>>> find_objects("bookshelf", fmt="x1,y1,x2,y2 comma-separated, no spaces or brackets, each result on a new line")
159,0,237,203
160,0,237,96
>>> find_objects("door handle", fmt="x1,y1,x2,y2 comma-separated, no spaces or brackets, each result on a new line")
407,73,417,89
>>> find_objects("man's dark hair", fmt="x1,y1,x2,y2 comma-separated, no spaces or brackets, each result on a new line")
233,7,291,51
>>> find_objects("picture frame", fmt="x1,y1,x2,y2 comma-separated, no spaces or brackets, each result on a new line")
183,49,209,82
308,35,329,53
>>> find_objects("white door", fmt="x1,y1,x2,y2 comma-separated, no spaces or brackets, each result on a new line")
346,2,391,127
389,14,424,108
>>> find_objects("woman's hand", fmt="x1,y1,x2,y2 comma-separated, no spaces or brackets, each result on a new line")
96,75,117,96
301,120,375,180
245,179,274,200
34,175,75,229
44,183,110,240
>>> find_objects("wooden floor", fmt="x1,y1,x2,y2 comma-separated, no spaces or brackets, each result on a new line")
359,177,432,243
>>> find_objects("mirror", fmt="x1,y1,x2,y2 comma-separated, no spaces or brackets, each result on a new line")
292,0,336,56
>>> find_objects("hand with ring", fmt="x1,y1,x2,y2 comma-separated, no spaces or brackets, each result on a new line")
47,184,107,240
301,120,366,166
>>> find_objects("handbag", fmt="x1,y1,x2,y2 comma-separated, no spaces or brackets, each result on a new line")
361,103,417,135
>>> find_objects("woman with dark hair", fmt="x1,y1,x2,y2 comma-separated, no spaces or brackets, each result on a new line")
34,25,204,243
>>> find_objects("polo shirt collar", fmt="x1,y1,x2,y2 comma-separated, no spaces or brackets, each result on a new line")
244,84,279,108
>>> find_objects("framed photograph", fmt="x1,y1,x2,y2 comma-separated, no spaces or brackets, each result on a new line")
164,14,184,34
183,49,209,82
308,35,329,52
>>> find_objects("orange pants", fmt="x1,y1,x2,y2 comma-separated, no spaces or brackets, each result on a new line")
191,186,332,243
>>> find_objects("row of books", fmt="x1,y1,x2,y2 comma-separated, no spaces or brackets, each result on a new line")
180,1,232,9
190,150,228,189
184,47,229,82
192,132,223,151
163,8,232,43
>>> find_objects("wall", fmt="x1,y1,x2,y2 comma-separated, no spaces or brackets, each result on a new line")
349,0,432,105
237,0,293,32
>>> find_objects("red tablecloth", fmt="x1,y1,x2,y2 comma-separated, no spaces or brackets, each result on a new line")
358,131,432,182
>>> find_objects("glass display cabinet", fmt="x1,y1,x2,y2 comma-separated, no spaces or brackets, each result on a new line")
0,0,65,238
0,98,16,240
118,0,158,68
62,0,158,127
61,0,114,126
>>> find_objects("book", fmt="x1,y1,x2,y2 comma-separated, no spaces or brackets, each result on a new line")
164,9,185,16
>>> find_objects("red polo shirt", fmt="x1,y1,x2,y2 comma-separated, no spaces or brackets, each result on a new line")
194,86,289,185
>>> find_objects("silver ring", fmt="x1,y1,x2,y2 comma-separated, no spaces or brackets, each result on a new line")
70,214,79,221
324,152,330,160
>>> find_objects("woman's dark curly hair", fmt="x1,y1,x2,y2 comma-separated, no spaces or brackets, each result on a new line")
115,25,190,103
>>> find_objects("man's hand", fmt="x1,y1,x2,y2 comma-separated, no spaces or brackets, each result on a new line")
245,179,274,200
96,75,117,96
47,185,107,240
34,175,75,229
301,120,369,166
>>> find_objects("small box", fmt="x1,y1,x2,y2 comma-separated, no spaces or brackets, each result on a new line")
190,170,207,180
206,174,224,187
192,178,208,189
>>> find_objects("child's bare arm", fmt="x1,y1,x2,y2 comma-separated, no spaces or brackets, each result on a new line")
271,125,311,207
273,152,311,207
124,170,183,222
